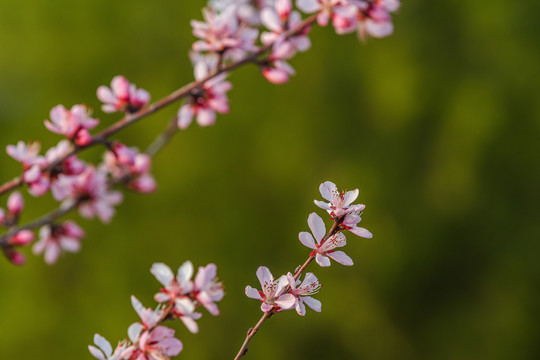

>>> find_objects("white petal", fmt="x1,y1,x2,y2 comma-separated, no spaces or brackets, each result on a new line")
307,212,326,243
297,0,321,13
256,266,273,287
298,231,316,249
177,260,194,283
181,316,199,334
349,227,373,238
319,181,337,202
196,108,216,127
302,296,322,312
127,322,143,343
327,251,354,266
150,263,174,287
88,345,106,360
177,105,193,130
275,293,296,310
261,8,282,32
261,302,273,313
343,189,359,207
245,286,263,300
313,200,332,210
130,296,145,319
93,334,112,357
295,299,306,316
315,253,331,267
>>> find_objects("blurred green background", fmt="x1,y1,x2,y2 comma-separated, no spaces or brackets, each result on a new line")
1,1,539,359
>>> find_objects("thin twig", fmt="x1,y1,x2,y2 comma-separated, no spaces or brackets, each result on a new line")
233,218,342,360
145,116,179,157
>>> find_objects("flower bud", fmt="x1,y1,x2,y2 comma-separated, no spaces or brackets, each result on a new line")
9,251,26,266
75,129,92,146
11,230,35,246
7,191,24,216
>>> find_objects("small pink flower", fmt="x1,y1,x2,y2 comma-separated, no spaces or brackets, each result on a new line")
356,0,400,40
261,7,311,51
150,261,194,303
191,6,259,60
89,334,134,360
245,266,296,313
193,263,225,316
97,75,150,114
32,221,85,265
314,181,365,217
297,0,359,34
45,140,86,176
6,141,46,169
101,143,156,194
286,272,322,315
53,167,123,223
129,296,164,333
299,212,353,267
44,105,99,145
137,326,183,360
261,40,296,84
177,60,232,129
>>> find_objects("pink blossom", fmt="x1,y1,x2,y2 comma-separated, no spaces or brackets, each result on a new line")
32,221,85,265
261,40,297,84
7,251,26,266
45,140,86,176
342,213,372,238
260,7,311,51
137,326,183,360
209,0,274,25
314,181,365,217
177,60,232,129
101,143,156,194
245,266,296,313
296,0,359,34
191,6,259,61
299,212,353,267
44,105,99,146
53,167,123,223
6,141,46,169
97,75,150,114
356,0,400,40
286,272,322,315
89,334,134,360
193,263,225,316
129,296,164,332
150,261,194,303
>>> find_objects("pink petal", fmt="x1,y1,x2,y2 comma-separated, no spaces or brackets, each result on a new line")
302,296,322,312
256,266,273,287
319,181,337,202
96,86,116,104
261,302,273,313
295,299,306,316
261,8,282,32
150,263,174,287
111,76,130,100
275,293,296,310
177,105,193,129
93,334,112,358
349,227,373,238
297,0,321,13
44,242,61,265
343,189,359,207
262,67,290,84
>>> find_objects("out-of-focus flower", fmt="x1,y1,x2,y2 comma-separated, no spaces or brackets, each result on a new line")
314,181,365,217
286,272,322,315
97,75,150,114
356,0,400,40
261,40,296,84
53,167,123,223
9,230,34,246
32,221,85,265
7,191,24,216
299,212,353,266
209,0,274,25
44,105,99,146
151,261,194,303
173,297,202,334
297,0,359,34
101,143,156,194
6,141,51,196
177,60,232,129
128,296,165,341
137,326,183,360
261,1,311,51
191,6,259,61
245,266,296,312
89,334,134,360
193,263,225,316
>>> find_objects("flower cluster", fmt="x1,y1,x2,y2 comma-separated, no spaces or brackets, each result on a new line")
89,261,224,360
245,181,372,315
1,76,156,265
180,0,400,128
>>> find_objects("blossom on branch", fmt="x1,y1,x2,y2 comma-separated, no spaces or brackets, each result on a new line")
32,221,85,265
44,104,99,146
314,180,365,217
299,212,353,266
286,272,322,315
97,75,150,114
151,261,194,303
177,60,232,129
245,266,296,312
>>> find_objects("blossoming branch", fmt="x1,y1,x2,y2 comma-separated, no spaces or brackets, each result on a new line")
0,0,399,266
